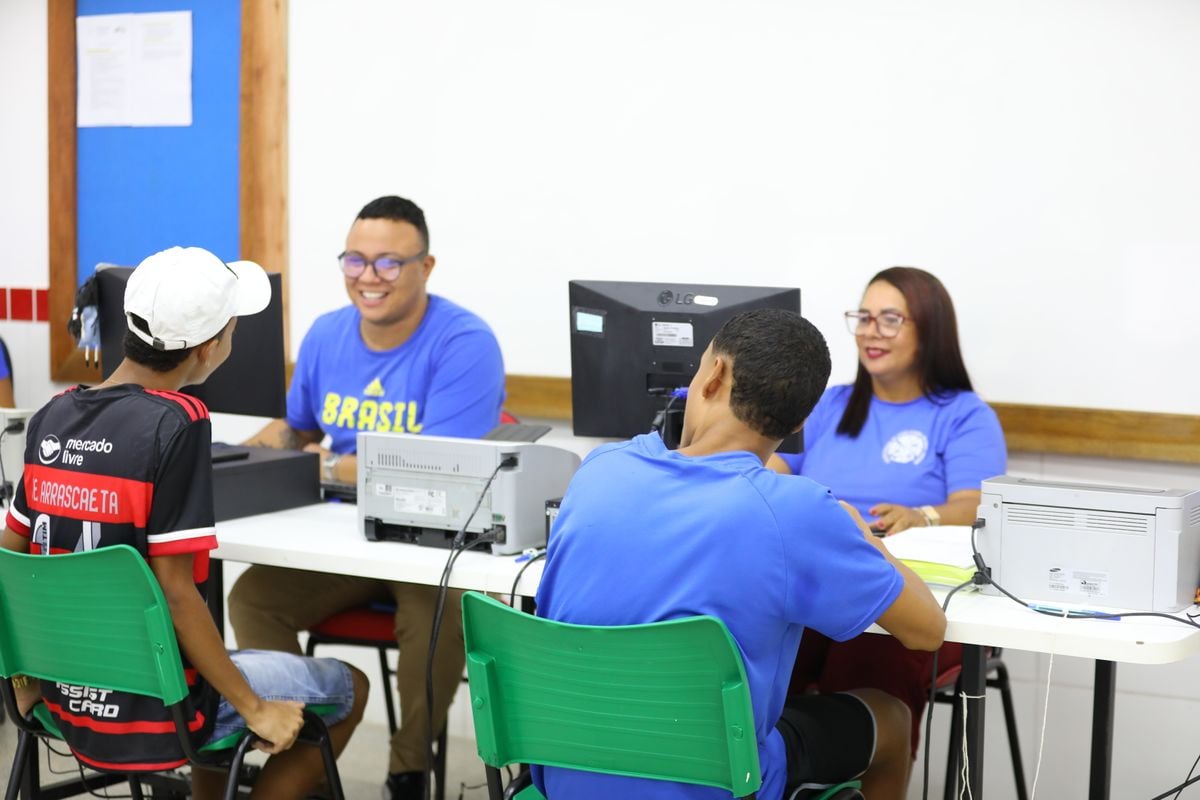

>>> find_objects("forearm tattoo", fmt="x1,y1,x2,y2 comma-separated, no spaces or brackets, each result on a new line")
277,426,305,450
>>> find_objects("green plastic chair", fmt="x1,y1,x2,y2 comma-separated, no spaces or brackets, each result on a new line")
462,591,865,800
0,545,344,800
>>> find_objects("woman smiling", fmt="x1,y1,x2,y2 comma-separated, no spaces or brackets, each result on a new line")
769,266,1006,772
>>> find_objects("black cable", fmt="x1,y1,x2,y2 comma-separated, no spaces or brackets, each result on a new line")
1149,749,1200,800
34,720,136,799
920,577,975,800
1171,751,1200,800
509,551,546,609
457,777,489,800
77,762,136,800
0,419,26,508
423,459,509,800
0,429,9,508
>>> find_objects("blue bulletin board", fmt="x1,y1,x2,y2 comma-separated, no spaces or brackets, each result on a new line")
75,0,240,285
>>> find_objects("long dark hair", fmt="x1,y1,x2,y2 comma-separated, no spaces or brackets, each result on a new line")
836,267,973,437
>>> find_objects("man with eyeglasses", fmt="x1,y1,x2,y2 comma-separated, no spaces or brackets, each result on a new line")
229,195,505,800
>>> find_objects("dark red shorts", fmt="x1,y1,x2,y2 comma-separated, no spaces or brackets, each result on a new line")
790,631,963,755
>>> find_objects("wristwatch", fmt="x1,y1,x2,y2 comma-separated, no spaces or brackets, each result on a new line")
322,454,342,482
918,505,941,526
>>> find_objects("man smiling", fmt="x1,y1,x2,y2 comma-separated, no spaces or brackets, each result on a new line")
230,195,505,799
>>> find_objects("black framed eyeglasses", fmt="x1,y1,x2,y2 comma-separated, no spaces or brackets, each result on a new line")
337,251,427,282
844,310,910,338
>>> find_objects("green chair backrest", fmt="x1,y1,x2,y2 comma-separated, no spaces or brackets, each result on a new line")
0,545,189,706
462,591,762,797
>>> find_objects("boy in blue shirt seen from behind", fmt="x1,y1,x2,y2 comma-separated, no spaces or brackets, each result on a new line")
535,309,947,800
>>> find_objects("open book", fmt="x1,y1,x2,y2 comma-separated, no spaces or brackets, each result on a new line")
881,525,977,588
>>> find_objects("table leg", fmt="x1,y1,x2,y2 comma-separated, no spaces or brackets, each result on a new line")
1089,660,1115,800
962,643,987,798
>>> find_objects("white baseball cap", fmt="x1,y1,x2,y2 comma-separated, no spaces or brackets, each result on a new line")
124,246,271,351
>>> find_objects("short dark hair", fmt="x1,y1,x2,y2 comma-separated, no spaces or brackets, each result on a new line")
357,195,430,251
711,309,831,439
838,266,974,437
122,314,224,373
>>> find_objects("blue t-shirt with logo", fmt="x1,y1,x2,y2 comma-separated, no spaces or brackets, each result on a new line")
777,385,1007,521
286,295,506,453
533,433,904,800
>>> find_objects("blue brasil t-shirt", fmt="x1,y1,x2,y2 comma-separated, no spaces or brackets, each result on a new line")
533,433,904,800
777,385,1007,521
286,295,506,453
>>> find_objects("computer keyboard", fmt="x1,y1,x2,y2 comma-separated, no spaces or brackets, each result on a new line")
321,481,357,503
210,442,252,463
482,423,552,442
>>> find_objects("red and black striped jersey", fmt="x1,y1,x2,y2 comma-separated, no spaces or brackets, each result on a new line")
6,384,219,772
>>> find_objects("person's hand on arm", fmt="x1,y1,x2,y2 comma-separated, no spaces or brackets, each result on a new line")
869,489,982,536
150,553,304,754
1,527,43,714
840,503,946,651
243,420,335,481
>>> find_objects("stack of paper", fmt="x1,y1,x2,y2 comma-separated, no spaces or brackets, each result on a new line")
881,526,977,588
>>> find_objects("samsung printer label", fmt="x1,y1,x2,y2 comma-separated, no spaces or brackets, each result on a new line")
1047,566,1109,598
390,487,447,517
651,321,694,347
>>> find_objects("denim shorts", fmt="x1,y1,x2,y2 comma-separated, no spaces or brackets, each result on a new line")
205,649,356,744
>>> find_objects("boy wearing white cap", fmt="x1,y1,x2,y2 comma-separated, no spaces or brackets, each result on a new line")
1,246,368,799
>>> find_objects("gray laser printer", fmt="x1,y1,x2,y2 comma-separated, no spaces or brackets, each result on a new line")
356,431,580,555
976,476,1200,612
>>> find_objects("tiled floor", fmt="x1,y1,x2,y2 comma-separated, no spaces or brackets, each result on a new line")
0,718,492,799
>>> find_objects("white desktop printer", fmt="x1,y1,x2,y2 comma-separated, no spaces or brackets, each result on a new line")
356,432,580,555
977,476,1200,612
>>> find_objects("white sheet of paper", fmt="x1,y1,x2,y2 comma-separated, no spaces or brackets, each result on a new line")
76,11,192,127
881,525,976,568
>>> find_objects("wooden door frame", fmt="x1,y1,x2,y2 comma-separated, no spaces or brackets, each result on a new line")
47,0,289,384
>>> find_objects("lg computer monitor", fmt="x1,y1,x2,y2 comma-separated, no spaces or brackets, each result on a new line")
96,266,287,418
569,280,802,450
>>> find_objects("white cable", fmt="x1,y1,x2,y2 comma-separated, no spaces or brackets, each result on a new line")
1030,612,1065,799
957,690,985,800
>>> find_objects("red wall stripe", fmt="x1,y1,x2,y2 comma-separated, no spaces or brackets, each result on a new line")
0,288,51,322
10,289,33,321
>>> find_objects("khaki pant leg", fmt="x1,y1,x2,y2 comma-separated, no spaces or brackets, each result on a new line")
385,582,466,774
227,565,389,655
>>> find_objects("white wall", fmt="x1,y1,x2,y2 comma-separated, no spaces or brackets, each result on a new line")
289,0,1200,414
0,0,55,410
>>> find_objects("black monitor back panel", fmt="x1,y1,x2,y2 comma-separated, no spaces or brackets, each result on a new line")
96,267,287,418
569,280,801,440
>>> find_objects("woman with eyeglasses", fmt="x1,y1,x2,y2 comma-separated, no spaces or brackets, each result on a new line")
768,266,1006,770
769,266,1004,532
